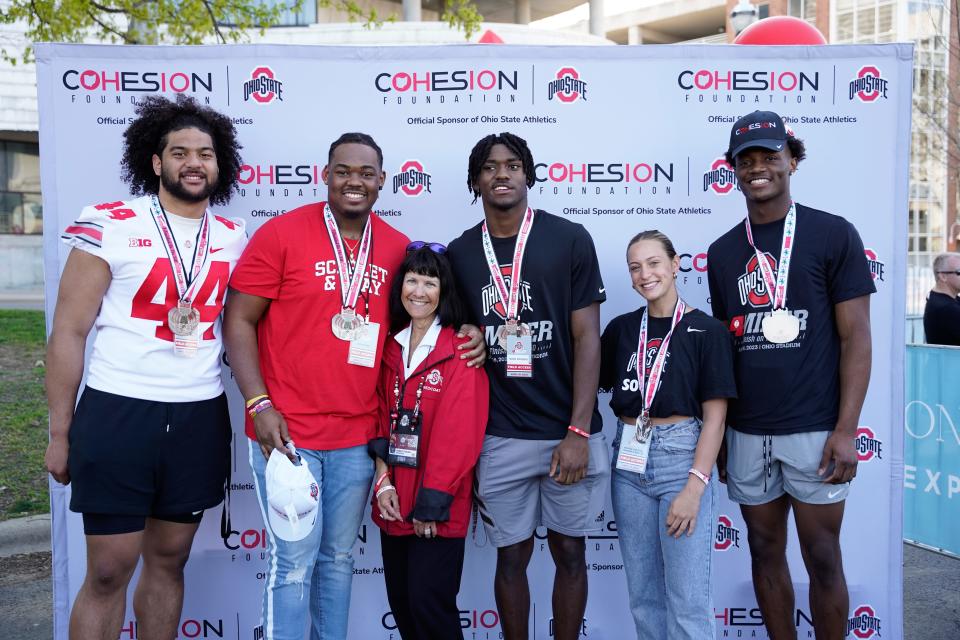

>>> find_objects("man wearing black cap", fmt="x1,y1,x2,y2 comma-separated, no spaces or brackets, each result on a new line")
707,111,875,640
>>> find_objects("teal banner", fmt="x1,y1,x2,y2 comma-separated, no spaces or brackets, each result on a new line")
904,345,960,556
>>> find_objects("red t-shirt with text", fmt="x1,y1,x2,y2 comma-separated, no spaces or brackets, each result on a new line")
230,203,409,450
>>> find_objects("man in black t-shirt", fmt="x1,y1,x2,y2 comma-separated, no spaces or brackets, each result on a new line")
923,252,960,346
707,111,875,640
447,133,608,640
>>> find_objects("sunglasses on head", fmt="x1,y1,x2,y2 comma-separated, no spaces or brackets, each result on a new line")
406,241,447,255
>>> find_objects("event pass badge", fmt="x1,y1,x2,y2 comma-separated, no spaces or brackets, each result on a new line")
616,422,651,474
505,333,532,378
347,322,380,368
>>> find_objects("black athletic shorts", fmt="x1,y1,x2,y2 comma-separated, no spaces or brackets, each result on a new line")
68,386,232,528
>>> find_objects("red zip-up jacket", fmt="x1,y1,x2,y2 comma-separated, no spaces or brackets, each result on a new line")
368,325,488,538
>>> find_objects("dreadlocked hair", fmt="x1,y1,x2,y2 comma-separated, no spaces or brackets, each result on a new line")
466,132,536,204
120,94,242,206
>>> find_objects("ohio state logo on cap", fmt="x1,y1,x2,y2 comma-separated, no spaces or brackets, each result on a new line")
244,67,284,104
547,67,587,103
849,66,888,103
847,605,882,638
714,515,741,551
703,158,738,195
864,248,886,283
855,427,883,462
392,160,432,197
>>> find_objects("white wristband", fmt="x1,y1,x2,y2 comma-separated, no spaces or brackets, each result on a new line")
375,485,396,499
688,468,710,485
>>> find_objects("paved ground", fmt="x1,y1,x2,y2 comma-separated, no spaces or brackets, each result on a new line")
0,517,955,639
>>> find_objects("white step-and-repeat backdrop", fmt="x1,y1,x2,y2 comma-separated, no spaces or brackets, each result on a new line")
37,42,910,640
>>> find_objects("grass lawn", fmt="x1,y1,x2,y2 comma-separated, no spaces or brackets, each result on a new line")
0,310,48,520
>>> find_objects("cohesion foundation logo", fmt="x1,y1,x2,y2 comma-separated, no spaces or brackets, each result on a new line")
849,66,888,103
392,160,432,196
855,427,883,462
847,605,882,638
703,158,738,195
864,248,886,283
243,67,284,104
547,67,587,103
714,515,741,551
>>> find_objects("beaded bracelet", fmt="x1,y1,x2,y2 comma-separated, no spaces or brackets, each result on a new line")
247,399,274,418
245,394,269,409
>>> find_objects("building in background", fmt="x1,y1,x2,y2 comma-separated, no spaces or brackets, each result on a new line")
0,0,955,313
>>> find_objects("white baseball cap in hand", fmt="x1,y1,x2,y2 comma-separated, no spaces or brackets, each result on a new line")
265,448,319,542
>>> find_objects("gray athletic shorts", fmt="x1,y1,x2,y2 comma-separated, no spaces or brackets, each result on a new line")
473,433,610,548
725,429,851,505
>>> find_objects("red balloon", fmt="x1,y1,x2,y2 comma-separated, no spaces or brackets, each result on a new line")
734,16,827,45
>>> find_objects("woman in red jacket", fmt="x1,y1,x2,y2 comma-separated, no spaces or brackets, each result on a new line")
368,241,489,640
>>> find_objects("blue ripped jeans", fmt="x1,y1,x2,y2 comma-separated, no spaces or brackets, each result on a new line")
249,441,374,640
610,418,717,640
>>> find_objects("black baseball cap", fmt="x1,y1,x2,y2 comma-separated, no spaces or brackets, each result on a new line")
727,111,788,160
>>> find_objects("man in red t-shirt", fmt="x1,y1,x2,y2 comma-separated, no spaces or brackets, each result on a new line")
224,133,483,640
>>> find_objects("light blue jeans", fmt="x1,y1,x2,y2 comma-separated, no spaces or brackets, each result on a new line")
610,418,717,640
249,441,374,640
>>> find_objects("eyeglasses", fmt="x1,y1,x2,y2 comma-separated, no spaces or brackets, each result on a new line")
936,270,960,276
406,241,447,255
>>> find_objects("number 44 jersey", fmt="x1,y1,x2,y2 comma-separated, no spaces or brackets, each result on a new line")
61,195,247,402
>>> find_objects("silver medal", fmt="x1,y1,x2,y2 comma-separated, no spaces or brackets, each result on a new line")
168,301,200,336
761,309,800,344
332,308,366,341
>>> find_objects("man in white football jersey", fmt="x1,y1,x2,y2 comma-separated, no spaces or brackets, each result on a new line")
44,95,247,640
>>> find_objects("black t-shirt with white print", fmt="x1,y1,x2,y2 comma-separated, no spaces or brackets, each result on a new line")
600,308,737,420
447,210,606,440
706,203,876,436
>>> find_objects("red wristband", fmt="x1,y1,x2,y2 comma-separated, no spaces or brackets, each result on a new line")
567,425,590,438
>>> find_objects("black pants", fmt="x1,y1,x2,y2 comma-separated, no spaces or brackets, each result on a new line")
381,530,465,640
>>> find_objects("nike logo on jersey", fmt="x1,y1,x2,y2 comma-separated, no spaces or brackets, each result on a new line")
686,327,705,333
599,288,605,294
210,247,224,253
827,488,845,500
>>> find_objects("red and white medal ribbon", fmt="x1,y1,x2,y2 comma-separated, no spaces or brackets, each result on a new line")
149,195,211,303
481,207,534,323
324,203,372,314
636,298,686,439
744,201,796,312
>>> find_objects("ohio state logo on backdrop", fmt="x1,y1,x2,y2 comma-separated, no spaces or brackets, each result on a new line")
392,160,432,196
244,66,284,104
481,265,533,320
864,248,886,283
847,605,882,638
715,515,741,551
849,66,888,102
703,158,738,195
855,427,883,462
737,253,776,307
547,67,587,103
